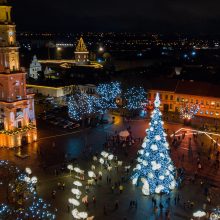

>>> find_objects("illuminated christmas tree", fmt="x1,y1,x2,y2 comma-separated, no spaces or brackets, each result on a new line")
132,93,176,195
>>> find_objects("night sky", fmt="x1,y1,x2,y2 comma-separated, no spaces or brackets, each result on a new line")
11,0,220,33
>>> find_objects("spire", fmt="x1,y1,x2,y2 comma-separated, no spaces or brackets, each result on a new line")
154,93,161,108
75,37,88,52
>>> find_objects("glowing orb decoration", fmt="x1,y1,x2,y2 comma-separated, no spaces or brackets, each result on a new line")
148,173,154,179
142,143,146,148
155,185,164,194
25,167,32,175
31,176,38,184
151,144,158,151
155,135,161,141
159,175,165,180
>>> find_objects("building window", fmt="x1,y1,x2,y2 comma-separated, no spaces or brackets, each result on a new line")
160,94,163,100
196,100,198,104
148,93,151,99
216,112,219,116
210,112,213,115
206,111,209,114
17,121,22,128
182,98,184,102
170,95,173,100
217,103,220,107
165,95,168,100
191,99,193,103
206,101,209,106
211,101,215,106
201,100,204,105
176,97,180,102
170,104,173,109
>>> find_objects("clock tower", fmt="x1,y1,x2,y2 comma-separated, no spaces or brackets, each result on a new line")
0,0,37,148
0,0,19,71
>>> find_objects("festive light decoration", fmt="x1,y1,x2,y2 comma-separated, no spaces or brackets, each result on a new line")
131,93,176,195
210,207,220,220
180,102,200,120
68,93,98,121
96,81,121,113
124,86,146,110
0,161,55,220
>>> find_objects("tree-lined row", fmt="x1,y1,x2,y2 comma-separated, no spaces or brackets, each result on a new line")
67,82,147,121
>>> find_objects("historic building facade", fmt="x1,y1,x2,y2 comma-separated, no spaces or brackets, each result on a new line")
148,80,220,119
74,37,89,65
0,0,37,147
29,55,42,79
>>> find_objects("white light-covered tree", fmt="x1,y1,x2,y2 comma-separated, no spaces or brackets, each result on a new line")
132,93,176,195
96,81,121,114
124,86,146,111
68,93,98,121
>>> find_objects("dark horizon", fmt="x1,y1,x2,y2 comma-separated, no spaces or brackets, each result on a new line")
10,0,220,34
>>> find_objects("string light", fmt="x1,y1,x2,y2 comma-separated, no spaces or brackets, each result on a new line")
0,160,55,219
96,81,121,113
124,86,146,110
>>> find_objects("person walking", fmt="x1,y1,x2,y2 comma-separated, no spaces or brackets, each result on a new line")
119,185,124,194
115,200,119,210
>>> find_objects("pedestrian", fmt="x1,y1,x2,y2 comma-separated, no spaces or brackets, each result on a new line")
111,185,115,193
135,200,137,209
119,185,124,194
104,204,107,215
129,200,133,209
177,194,180,203
62,182,65,190
67,204,70,213
92,196,96,206
115,200,119,210
159,202,164,210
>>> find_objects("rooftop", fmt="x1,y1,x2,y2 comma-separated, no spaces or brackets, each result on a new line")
148,79,220,98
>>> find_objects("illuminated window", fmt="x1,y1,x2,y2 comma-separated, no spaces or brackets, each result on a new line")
210,112,213,115
191,99,193,103
170,104,173,109
216,112,219,116
200,111,203,114
165,95,168,100
206,101,209,106
170,95,173,100
201,100,204,105
206,111,209,114
211,101,215,106
177,97,180,102
182,98,184,102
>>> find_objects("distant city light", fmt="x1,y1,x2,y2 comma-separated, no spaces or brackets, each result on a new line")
98,47,104,52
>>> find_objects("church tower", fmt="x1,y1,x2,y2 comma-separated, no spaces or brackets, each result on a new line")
74,37,89,65
0,0,37,148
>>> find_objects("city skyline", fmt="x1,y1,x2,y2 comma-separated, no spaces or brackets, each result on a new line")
11,0,220,33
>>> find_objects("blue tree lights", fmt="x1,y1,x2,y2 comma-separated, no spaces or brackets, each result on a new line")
180,102,200,120
124,86,146,111
68,93,98,121
132,93,176,195
96,81,121,113
0,160,55,220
